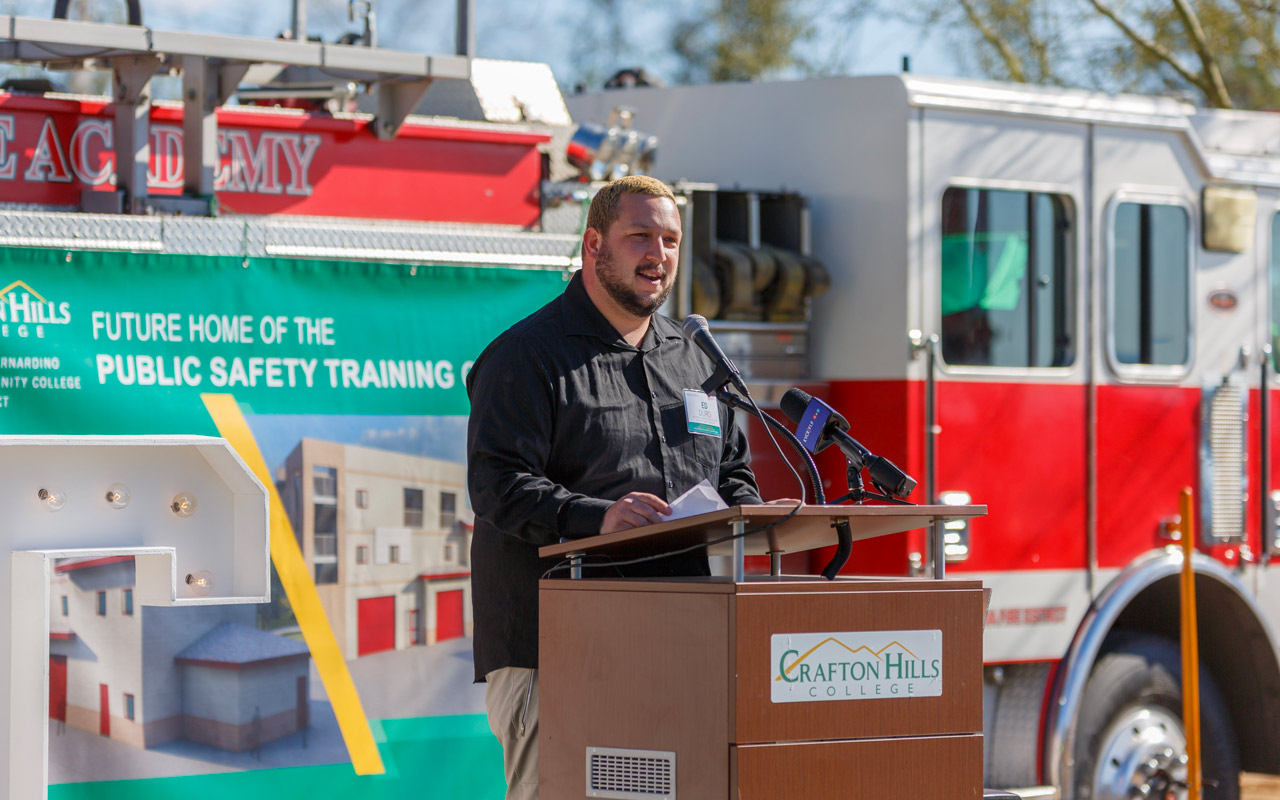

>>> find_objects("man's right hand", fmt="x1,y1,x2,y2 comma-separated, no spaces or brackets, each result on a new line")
600,492,672,534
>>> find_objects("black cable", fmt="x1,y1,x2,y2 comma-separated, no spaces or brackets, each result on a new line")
540,553,623,580
738,386,809,508
821,519,853,580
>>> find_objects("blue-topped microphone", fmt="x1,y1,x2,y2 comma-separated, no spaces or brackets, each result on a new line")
682,314,749,395
779,387,917,499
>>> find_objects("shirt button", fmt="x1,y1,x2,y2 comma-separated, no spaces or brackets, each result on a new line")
651,391,657,399
661,435,667,443
668,480,674,488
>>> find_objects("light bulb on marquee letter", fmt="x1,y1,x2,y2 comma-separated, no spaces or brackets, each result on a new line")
105,483,131,509
37,487,66,512
171,492,198,517
185,571,215,596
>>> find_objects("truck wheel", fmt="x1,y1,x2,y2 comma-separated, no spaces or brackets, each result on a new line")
1072,631,1239,800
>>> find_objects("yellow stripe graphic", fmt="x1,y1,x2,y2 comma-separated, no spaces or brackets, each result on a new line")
203,393,385,775
776,638,921,681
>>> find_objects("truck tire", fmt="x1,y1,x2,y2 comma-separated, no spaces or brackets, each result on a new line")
1072,631,1239,800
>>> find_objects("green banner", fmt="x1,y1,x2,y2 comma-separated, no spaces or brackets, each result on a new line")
0,246,567,432
1,246,566,797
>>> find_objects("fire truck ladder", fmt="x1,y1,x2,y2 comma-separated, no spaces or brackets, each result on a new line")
0,15,470,214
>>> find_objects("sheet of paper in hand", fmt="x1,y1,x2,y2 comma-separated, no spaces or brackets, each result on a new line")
666,479,729,522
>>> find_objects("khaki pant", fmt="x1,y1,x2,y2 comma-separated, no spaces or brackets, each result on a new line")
485,667,539,800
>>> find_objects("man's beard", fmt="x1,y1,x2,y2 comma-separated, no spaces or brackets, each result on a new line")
595,241,673,318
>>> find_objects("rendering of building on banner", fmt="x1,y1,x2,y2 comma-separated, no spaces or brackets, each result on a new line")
48,556,310,753
277,439,472,659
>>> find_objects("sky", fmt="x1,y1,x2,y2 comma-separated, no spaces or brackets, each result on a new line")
0,0,962,91
247,413,469,476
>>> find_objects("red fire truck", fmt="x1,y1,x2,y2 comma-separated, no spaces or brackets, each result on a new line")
5,10,1277,797
568,77,1280,800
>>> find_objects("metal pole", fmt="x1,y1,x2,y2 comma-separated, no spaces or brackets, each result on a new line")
1179,488,1202,800
570,554,582,580
732,519,745,582
112,55,159,214
456,0,475,57
933,525,946,580
1262,344,1273,564
291,0,307,40
769,551,781,577
181,56,214,197
925,333,944,579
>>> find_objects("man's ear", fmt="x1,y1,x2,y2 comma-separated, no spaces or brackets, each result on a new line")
582,227,602,262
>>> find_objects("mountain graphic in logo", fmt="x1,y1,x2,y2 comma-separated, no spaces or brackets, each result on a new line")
0,279,71,327
775,637,920,681
0,280,46,302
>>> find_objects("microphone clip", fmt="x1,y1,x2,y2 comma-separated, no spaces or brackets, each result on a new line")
700,364,737,396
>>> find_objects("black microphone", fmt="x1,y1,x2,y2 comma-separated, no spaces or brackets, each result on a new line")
779,387,917,499
682,314,748,395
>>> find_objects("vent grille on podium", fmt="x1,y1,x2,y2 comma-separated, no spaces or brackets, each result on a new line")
585,746,676,799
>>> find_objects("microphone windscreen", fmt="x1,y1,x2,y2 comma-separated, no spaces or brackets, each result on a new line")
681,314,709,341
779,387,814,424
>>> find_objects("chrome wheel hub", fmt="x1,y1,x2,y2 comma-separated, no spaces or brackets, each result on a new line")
1091,706,1188,800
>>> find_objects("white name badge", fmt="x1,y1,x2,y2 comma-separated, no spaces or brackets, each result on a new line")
683,389,721,437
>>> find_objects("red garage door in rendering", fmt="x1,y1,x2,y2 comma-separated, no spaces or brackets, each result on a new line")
49,656,66,721
357,596,396,656
435,589,464,642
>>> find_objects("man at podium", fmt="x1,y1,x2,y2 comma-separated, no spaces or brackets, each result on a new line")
466,175,764,800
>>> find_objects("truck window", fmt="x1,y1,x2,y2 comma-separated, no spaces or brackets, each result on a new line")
1111,202,1190,366
940,188,1072,368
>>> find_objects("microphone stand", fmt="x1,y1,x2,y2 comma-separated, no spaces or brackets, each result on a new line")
715,390,854,579
829,462,916,506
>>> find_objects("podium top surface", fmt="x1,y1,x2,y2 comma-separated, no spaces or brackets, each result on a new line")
538,503,986,561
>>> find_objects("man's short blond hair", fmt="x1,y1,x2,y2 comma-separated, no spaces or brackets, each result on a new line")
586,175,677,237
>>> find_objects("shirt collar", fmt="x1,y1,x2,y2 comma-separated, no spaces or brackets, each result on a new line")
562,270,684,351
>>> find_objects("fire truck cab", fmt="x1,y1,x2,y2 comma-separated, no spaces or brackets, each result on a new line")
568,75,1280,799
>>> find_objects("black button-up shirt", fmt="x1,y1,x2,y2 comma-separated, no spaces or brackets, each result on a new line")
466,272,761,680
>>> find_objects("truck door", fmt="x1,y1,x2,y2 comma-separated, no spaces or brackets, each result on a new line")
1093,190,1202,571
1092,161,1254,576
920,111,1090,664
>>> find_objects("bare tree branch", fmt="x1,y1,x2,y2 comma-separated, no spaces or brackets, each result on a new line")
1170,0,1233,106
1026,2,1053,82
1236,0,1280,12
1086,0,1210,97
957,0,1028,82
1233,0,1280,71
915,0,1278,108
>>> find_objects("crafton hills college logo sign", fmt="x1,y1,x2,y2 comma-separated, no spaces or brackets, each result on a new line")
770,630,943,703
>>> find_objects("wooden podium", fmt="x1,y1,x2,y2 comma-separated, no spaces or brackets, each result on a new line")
538,504,988,800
